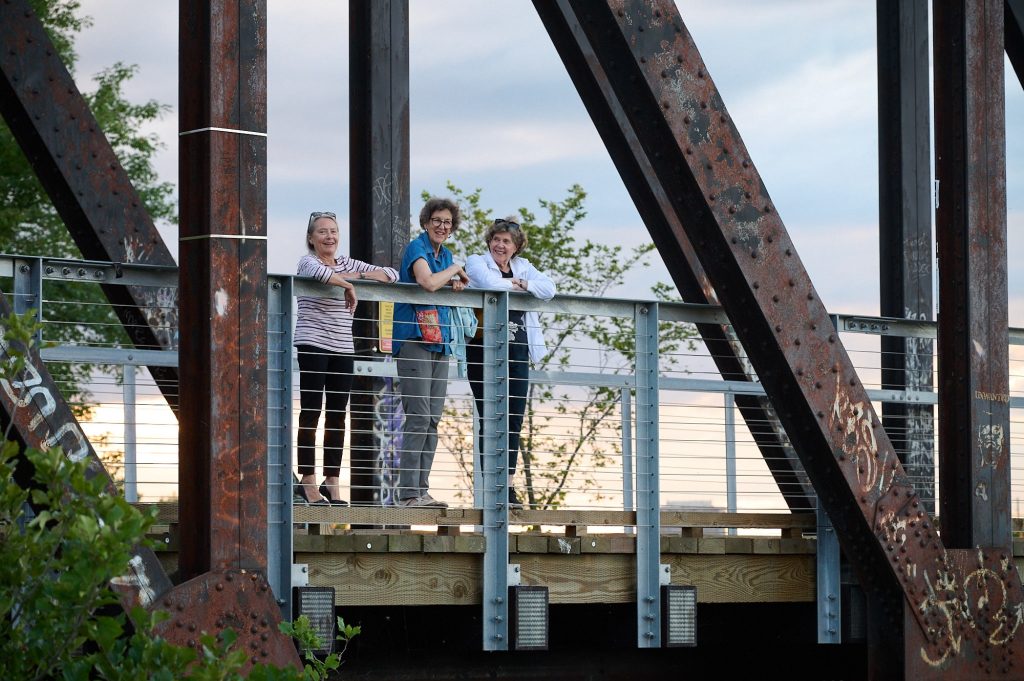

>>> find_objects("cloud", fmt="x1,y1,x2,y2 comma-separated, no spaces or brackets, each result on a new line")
412,120,605,173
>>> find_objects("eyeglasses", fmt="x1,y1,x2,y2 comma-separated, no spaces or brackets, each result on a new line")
309,210,337,225
493,218,521,230
429,216,454,229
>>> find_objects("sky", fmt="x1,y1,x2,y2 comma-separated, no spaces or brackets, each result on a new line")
71,0,1023,323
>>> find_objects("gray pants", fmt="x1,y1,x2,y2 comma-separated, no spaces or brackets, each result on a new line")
396,341,450,501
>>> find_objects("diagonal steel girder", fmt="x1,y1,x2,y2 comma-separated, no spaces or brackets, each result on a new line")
1008,0,1024,87
533,0,815,514
0,291,173,611
557,0,1023,671
0,0,179,413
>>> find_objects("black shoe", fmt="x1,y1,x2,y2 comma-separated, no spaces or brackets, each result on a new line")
320,484,350,507
295,484,327,505
509,489,524,510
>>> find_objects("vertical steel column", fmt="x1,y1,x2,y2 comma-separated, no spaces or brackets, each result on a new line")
634,302,660,648
348,0,410,505
876,0,935,513
266,275,295,616
178,0,269,578
934,0,1010,550
816,504,841,644
481,291,510,651
122,365,138,503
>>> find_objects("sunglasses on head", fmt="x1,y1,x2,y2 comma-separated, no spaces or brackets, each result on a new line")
493,218,521,230
309,211,337,224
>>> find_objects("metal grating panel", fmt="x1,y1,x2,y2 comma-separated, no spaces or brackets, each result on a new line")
293,586,336,656
510,586,549,651
661,585,697,648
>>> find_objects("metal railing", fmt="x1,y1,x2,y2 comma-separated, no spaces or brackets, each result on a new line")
3,253,1024,649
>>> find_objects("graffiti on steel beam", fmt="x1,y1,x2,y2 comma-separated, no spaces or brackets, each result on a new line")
916,549,1023,667
830,373,896,497
0,327,89,463
110,554,158,608
0,296,172,608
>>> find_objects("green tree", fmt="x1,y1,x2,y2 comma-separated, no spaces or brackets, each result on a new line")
431,183,696,509
0,0,176,415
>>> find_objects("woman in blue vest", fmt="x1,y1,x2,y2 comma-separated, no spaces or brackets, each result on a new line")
392,197,469,507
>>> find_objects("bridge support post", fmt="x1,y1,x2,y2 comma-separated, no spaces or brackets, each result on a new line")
634,302,661,647
482,291,511,651
267,275,295,618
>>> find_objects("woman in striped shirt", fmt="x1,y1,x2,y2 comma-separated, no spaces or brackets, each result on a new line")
295,211,399,505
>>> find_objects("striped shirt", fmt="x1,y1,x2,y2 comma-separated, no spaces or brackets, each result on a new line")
294,253,399,354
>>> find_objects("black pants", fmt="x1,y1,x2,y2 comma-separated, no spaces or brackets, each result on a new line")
466,333,530,477
296,345,354,478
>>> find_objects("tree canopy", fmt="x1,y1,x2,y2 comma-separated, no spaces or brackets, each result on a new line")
0,0,176,409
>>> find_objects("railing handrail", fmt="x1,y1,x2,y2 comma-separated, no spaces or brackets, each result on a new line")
6,253,1023,342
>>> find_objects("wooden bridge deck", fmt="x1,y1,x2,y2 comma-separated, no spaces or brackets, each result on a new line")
138,505,1024,608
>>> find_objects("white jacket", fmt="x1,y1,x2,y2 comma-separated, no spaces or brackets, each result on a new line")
465,252,556,364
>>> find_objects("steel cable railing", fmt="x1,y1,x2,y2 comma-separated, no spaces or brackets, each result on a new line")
3,254,1023,526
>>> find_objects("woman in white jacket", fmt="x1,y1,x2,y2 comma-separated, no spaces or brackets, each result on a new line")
465,217,556,508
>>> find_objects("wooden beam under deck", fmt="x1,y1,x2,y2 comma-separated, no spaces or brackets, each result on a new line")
138,504,1024,609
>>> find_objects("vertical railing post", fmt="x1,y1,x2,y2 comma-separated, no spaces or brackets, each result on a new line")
12,257,42,342
122,364,138,503
621,387,634,514
816,503,841,644
481,291,510,651
634,302,661,648
266,275,295,618
724,391,736,534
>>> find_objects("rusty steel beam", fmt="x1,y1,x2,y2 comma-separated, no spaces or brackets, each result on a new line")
0,291,173,611
534,0,814,513
1008,0,1024,87
934,0,1010,551
168,1,296,667
177,0,269,579
348,0,410,506
554,1,1022,675
876,0,935,514
0,0,179,412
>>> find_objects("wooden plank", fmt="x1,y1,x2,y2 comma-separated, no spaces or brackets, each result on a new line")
697,537,726,555
164,549,816,605
751,538,782,555
515,535,550,554
661,536,699,554
388,534,423,552
512,509,635,525
294,505,481,526
661,511,815,529
723,537,754,554
301,553,482,606
515,554,635,604
581,536,636,554
134,502,818,532
663,555,815,603
422,536,456,553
